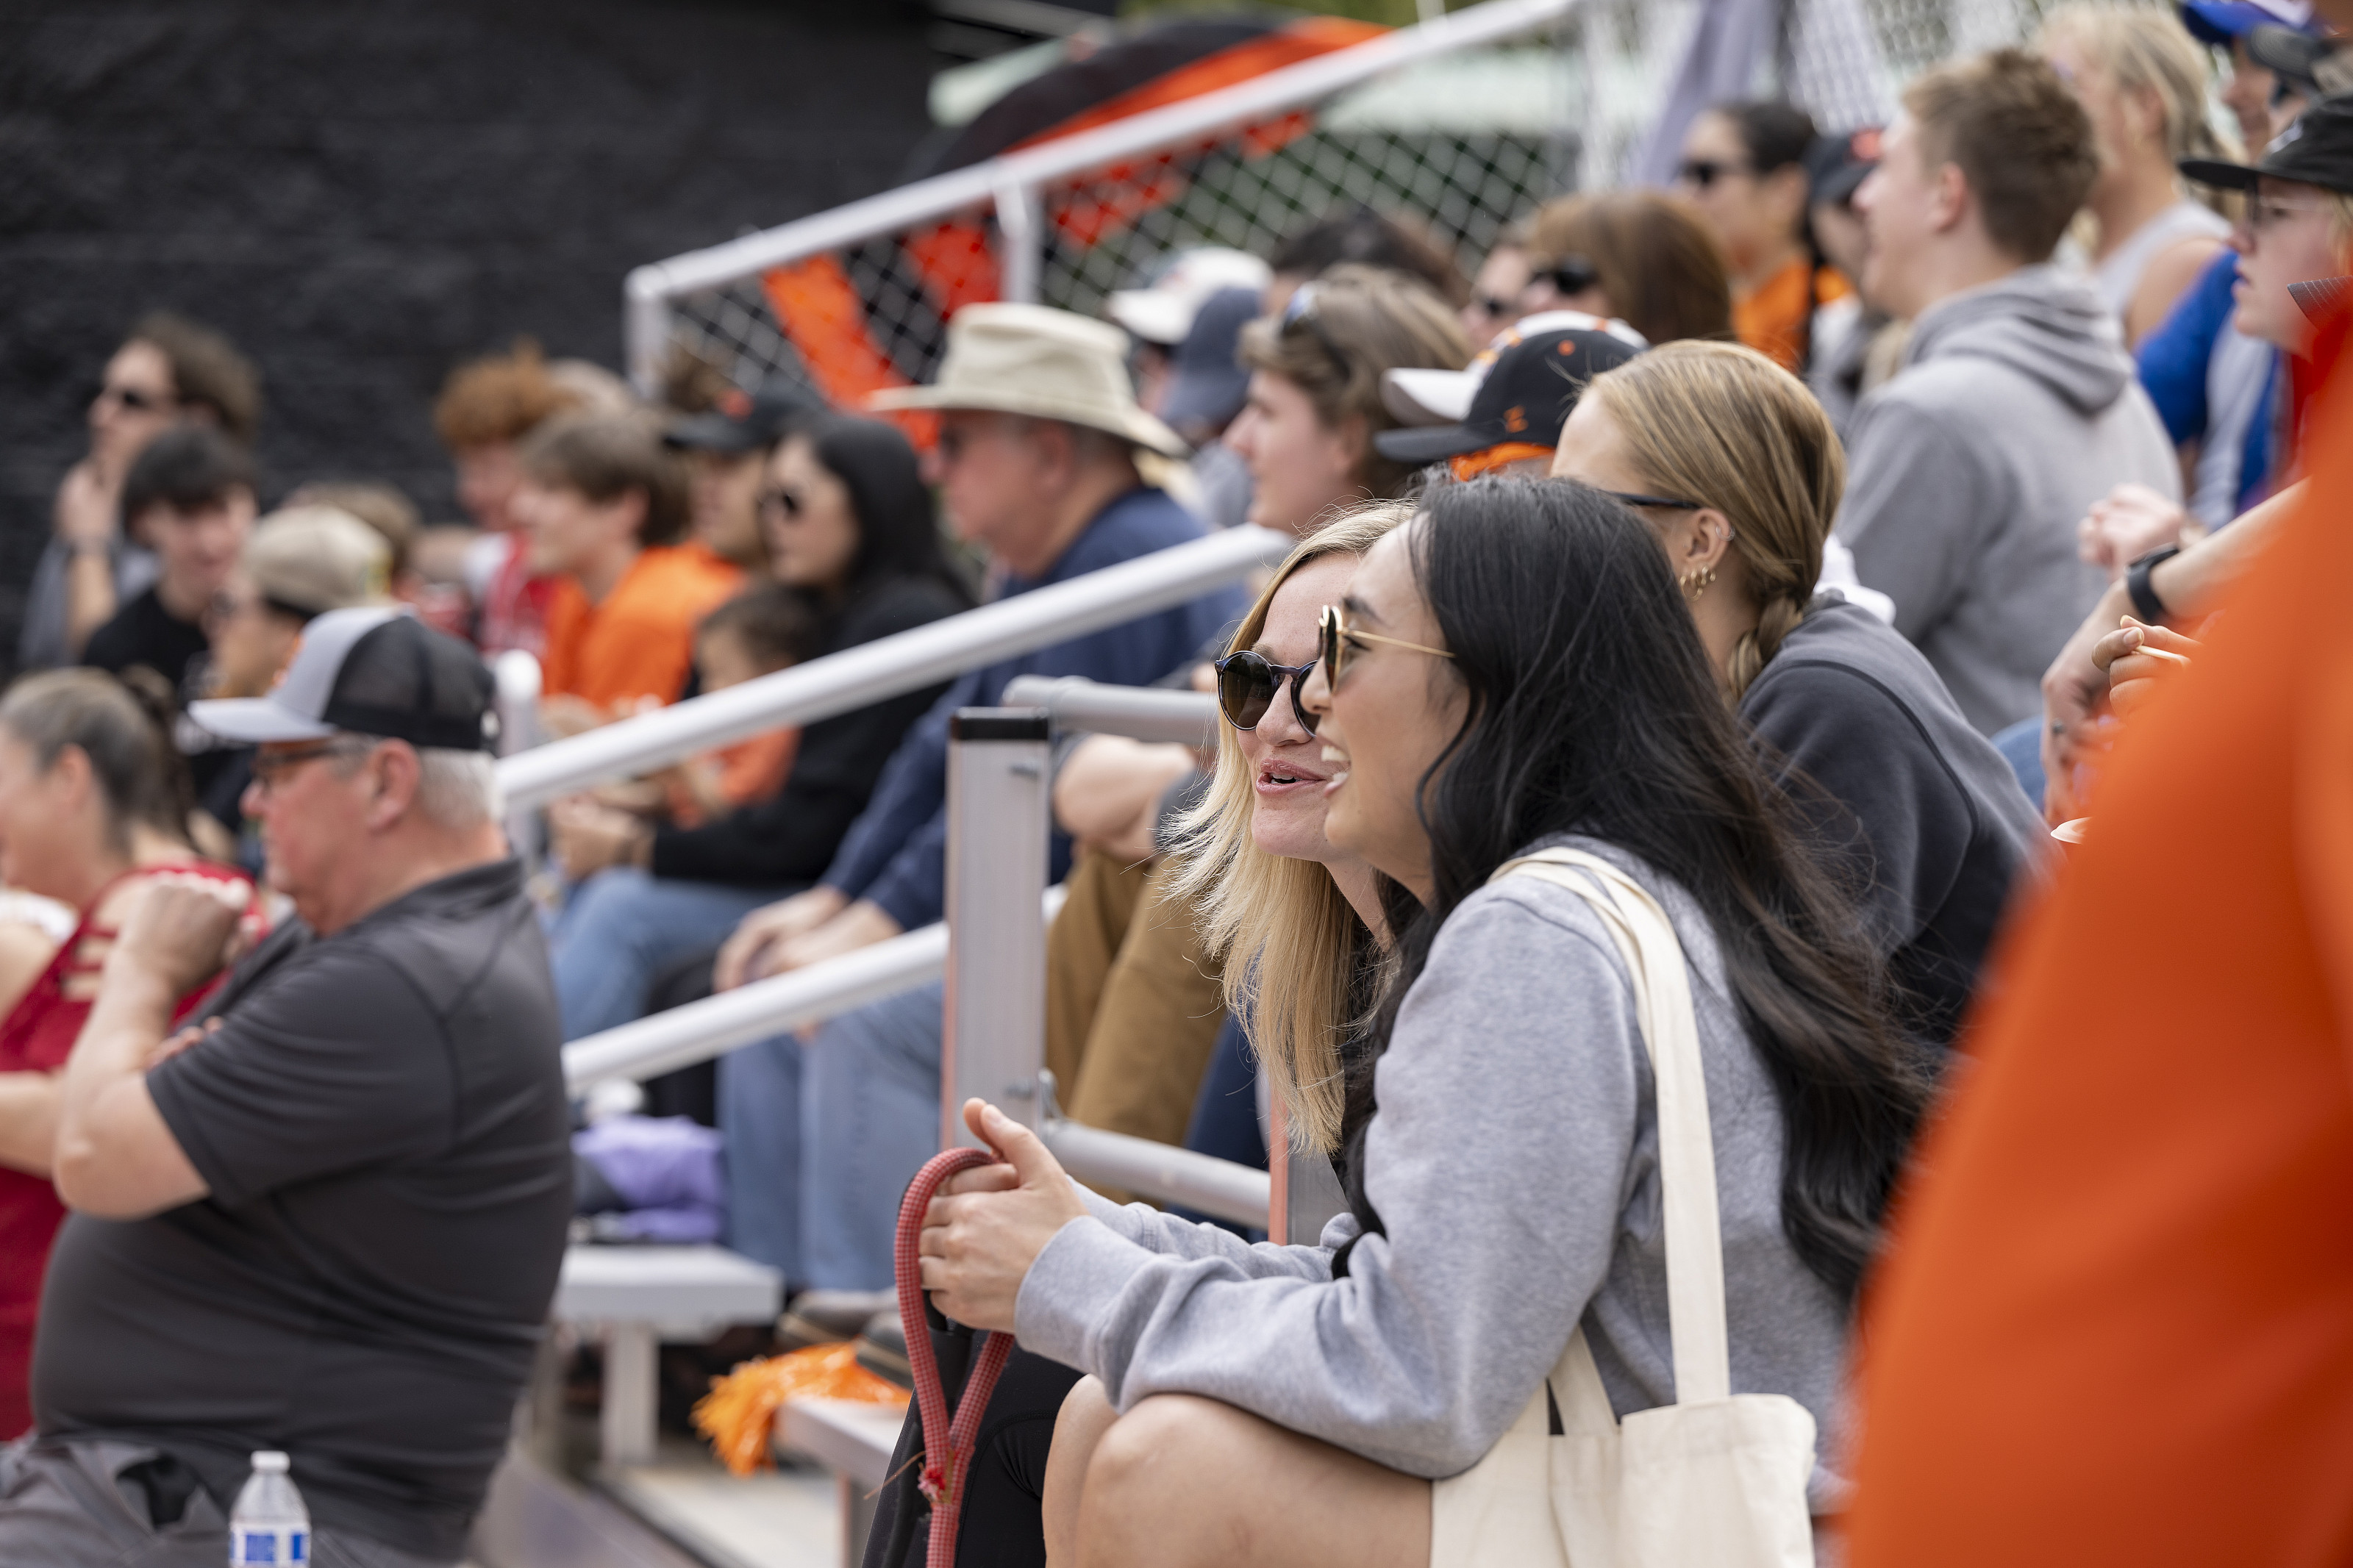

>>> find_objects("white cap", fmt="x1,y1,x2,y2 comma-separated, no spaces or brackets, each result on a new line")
1105,248,1273,346
1379,310,1648,426
250,1451,290,1472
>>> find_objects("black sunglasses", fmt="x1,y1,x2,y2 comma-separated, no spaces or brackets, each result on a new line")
1599,488,1702,512
1541,254,1602,296
94,382,170,413
1213,651,1321,735
755,487,804,519
1677,157,1753,190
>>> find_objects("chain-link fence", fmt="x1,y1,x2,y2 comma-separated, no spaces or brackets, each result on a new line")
637,0,2135,412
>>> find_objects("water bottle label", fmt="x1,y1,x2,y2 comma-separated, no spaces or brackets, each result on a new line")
232,1525,307,1564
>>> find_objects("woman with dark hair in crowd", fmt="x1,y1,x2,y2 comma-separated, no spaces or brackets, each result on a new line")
915,478,1930,1567
546,414,972,1042
0,669,257,1436
1554,340,2045,1045
1677,101,1852,371
1518,187,1737,348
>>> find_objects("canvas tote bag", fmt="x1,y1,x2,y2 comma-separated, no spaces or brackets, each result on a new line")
1428,847,1816,1568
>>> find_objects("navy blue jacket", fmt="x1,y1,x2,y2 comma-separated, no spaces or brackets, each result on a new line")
821,488,1245,931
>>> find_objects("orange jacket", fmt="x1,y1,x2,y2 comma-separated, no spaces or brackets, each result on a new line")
1846,343,2353,1565
540,545,742,712
1733,257,1851,373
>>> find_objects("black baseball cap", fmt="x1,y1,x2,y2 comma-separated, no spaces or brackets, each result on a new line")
1158,286,1260,440
190,606,499,751
664,380,827,454
2246,24,2338,99
1374,326,1644,467
1803,126,1882,209
2182,92,2353,196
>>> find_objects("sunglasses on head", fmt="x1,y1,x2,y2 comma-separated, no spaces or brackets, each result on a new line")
1677,157,1753,190
1279,282,1355,382
1318,603,1454,689
1214,651,1321,735
1541,254,1602,296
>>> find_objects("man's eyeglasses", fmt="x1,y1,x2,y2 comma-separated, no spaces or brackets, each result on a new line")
1318,604,1454,689
1280,282,1355,383
1677,157,1753,190
1213,651,1321,735
755,487,804,519
250,740,364,792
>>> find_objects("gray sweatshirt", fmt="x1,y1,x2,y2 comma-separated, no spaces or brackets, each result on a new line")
1015,837,1851,1496
1835,264,2179,734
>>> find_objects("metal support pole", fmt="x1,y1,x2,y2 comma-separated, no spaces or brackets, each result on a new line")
599,1323,657,1468
623,268,673,400
995,182,1043,306
943,709,1053,1149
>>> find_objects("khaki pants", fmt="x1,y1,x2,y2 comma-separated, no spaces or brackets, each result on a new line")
1043,851,1227,1178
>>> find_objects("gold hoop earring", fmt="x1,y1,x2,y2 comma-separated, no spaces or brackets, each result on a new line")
1679,565,1716,603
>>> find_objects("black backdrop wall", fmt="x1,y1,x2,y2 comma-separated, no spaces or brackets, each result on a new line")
0,0,938,665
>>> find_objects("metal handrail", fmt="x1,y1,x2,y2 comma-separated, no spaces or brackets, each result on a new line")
1040,1118,1271,1228
999,676,1218,746
496,525,1285,809
562,887,1068,1092
623,0,1580,383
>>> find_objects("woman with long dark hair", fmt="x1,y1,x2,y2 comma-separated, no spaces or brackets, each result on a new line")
917,478,1929,1567
546,414,971,1041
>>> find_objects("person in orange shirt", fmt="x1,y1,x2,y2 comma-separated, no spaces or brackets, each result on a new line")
517,415,742,731
1843,296,2353,1562
1679,100,1854,373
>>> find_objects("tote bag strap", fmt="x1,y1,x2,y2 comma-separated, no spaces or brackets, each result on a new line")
1490,848,1732,1406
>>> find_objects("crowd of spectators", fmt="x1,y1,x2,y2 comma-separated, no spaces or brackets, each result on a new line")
0,2,2349,1563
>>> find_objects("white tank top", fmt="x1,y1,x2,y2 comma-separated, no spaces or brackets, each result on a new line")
2096,199,2230,321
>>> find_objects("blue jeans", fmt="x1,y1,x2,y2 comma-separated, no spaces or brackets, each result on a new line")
718,1031,805,1281
549,867,788,1041
1990,716,2047,813
800,980,949,1290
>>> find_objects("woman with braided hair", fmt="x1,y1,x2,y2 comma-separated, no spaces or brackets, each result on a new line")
1553,340,2045,1045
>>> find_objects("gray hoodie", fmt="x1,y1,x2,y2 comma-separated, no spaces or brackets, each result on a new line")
1015,837,1852,1504
1835,264,2179,734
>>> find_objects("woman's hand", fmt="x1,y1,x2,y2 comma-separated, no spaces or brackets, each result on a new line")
714,885,848,990
918,1100,1088,1333
2093,616,2199,721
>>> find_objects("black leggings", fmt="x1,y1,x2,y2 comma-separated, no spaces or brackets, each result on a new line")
863,1334,1084,1568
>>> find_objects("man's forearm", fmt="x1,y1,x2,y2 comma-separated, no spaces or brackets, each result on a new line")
63,549,118,656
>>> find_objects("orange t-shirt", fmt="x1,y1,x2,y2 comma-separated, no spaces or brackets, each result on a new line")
1732,257,1852,373
540,545,742,712
1846,337,2353,1564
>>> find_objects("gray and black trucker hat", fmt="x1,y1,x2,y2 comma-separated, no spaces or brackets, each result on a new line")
189,605,499,751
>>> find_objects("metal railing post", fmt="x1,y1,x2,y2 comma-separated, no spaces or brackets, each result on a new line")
942,708,1054,1149
623,268,673,399
995,182,1043,307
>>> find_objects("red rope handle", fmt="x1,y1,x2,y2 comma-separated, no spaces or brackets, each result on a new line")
894,1145,1015,1568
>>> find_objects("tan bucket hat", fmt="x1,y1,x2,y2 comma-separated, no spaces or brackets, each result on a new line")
245,506,393,617
870,302,1190,458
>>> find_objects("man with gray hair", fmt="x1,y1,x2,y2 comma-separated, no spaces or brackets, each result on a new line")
2,607,568,1567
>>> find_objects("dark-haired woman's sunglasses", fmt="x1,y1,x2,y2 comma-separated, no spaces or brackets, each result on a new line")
756,488,804,519
1318,604,1454,690
1677,157,1753,190
1214,651,1321,735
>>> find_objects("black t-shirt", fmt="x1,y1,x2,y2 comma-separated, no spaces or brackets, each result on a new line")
81,584,240,803
32,858,571,1560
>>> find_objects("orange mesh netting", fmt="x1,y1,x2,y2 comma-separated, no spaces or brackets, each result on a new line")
690,1344,907,1478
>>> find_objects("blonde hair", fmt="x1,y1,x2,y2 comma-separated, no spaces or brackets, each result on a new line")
1165,500,1413,1154
2040,5,2236,218
1582,341,1845,698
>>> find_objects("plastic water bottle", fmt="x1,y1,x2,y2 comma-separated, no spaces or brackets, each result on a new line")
228,1451,309,1565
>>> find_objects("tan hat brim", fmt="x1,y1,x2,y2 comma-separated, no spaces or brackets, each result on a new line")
868,384,1191,459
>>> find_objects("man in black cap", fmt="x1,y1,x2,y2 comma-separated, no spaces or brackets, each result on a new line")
2182,90,2353,363
10,607,569,1568
664,380,826,571
1374,321,1645,480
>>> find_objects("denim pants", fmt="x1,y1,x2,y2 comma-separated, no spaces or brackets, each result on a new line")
718,1029,806,1281
549,867,788,1041
800,980,949,1289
